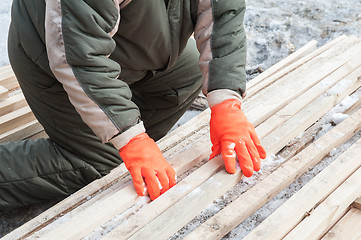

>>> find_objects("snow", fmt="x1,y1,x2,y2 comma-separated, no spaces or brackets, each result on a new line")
1,0,361,239
0,1,11,67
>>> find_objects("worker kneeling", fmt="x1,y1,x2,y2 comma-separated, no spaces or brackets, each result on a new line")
0,0,265,208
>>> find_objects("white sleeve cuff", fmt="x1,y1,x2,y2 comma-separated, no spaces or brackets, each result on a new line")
110,121,146,150
206,89,243,108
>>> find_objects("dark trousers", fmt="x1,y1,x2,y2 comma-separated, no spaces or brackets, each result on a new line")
0,29,202,209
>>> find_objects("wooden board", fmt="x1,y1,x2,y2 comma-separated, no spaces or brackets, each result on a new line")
243,133,361,240
0,65,19,91
283,165,361,240
0,85,8,99
322,208,361,240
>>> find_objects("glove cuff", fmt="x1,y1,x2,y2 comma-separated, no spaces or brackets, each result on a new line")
110,122,146,150
207,89,243,108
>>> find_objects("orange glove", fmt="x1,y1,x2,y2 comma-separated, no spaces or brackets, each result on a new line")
119,133,176,200
209,99,266,177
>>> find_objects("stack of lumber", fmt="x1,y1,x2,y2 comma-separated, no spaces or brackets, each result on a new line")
1,34,361,240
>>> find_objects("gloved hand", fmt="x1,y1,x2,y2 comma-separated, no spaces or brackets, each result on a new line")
209,99,267,177
119,133,176,200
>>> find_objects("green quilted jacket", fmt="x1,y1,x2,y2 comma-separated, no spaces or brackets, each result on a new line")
10,0,247,149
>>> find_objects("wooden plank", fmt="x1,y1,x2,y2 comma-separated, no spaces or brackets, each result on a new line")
0,85,8,99
184,104,361,240
245,36,345,98
245,40,318,91
278,87,361,162
351,197,361,210
0,106,36,135
0,92,27,116
244,36,361,127
284,166,361,240
0,120,43,144
260,66,361,153
256,53,361,139
244,138,361,240
322,208,361,240
344,96,361,115
0,65,19,91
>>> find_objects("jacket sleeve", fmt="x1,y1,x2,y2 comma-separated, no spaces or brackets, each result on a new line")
194,0,247,107
45,0,144,149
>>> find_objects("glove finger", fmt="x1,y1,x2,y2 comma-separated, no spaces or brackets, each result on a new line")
250,131,267,159
166,167,177,188
245,139,261,172
157,171,170,195
209,143,222,160
142,168,161,200
221,141,237,174
235,141,254,177
128,167,146,196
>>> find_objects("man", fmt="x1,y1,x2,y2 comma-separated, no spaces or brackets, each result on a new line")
0,0,266,209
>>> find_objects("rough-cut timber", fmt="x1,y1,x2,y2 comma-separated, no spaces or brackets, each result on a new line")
321,208,361,240
1,35,361,240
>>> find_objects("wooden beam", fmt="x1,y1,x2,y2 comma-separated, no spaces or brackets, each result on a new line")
0,65,19,91
184,104,361,240
244,138,361,240
256,53,361,139
351,197,361,210
344,95,361,115
321,208,361,240
261,66,361,153
283,166,361,240
245,40,318,93
0,92,27,116
0,85,8,99
0,106,36,135
278,87,361,162
244,36,361,127
245,36,345,98
0,120,43,144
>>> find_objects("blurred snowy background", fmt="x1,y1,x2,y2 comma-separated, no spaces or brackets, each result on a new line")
1,0,361,238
